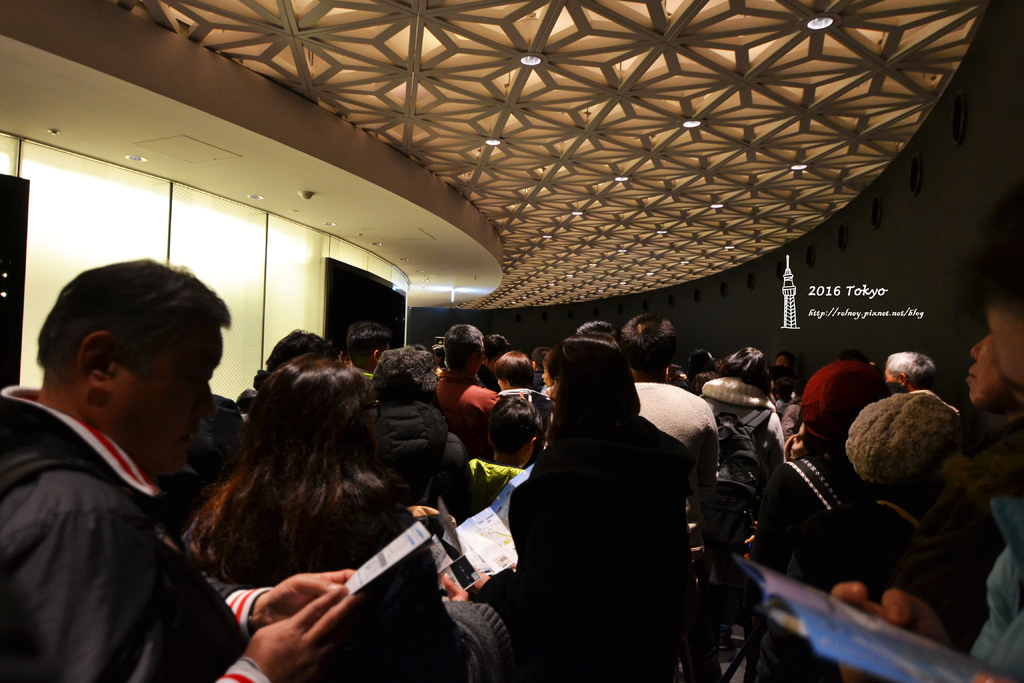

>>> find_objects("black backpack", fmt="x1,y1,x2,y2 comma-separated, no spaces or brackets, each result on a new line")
701,409,771,549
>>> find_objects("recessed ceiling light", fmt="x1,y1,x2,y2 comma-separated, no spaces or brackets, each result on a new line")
589,263,597,266
681,261,690,265
710,203,724,209
417,270,425,273
725,245,736,250
125,155,148,162
543,235,552,239
682,120,702,129
371,242,382,246
47,128,60,135
791,163,809,171
615,176,630,182
485,138,502,146
400,258,410,261
572,211,584,216
806,15,835,30
520,54,543,66
618,249,627,253
566,274,573,278
656,230,668,235
248,194,263,200
324,221,336,226
620,281,628,285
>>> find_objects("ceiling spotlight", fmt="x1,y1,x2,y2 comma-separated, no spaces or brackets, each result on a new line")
806,15,835,30
371,242,382,246
618,249,627,253
566,274,573,278
615,176,630,182
656,230,668,235
248,194,264,200
791,163,808,171
47,128,61,136
710,203,724,209
400,258,410,261
620,281,628,285
485,138,502,146
520,53,543,66
543,235,552,239
681,261,690,265
125,155,147,162
572,211,584,216
725,245,736,250
682,120,702,129
646,272,655,276
324,221,336,226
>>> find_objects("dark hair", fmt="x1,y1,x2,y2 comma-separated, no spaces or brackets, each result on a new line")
38,259,230,377
576,320,620,342
266,330,336,372
443,324,483,371
793,377,808,396
188,357,401,586
547,335,640,441
837,348,871,364
774,376,795,402
489,396,543,455
775,351,796,365
620,313,677,372
687,349,717,381
690,370,718,397
346,321,393,361
483,334,512,361
718,347,772,396
974,184,1024,308
531,346,550,366
494,351,533,388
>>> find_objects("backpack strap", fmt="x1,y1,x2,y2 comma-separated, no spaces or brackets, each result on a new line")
786,458,842,510
739,408,773,431
876,500,919,528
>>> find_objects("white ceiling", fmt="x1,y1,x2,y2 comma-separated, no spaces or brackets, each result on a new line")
1,0,988,308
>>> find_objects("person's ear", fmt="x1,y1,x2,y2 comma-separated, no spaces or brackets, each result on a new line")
373,348,385,362
898,372,910,388
79,331,120,381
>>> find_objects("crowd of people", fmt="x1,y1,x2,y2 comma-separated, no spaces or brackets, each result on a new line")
2,185,1024,683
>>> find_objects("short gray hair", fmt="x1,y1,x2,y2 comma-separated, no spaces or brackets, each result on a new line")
38,260,230,378
443,324,484,371
886,352,937,390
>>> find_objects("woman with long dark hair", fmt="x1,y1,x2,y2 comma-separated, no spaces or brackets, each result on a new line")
188,355,466,682
476,334,694,682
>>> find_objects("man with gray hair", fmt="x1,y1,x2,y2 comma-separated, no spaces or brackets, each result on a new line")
436,324,498,461
885,351,937,393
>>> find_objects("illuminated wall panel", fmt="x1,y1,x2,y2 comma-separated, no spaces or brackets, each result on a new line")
18,143,169,385
0,135,18,177
264,215,330,358
169,185,266,399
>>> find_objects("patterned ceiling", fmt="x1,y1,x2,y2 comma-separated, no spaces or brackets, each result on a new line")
115,0,987,308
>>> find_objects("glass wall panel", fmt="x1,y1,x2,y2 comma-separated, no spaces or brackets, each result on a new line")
366,254,391,281
0,135,18,176
169,185,266,399
391,266,409,292
264,216,330,356
330,237,368,271
19,143,170,385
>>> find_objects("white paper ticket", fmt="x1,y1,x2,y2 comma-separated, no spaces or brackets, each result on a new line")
345,521,431,594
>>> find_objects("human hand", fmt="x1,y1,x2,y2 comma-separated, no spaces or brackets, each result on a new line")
468,573,491,595
830,582,950,683
441,573,470,602
244,582,364,683
785,433,808,461
251,569,358,632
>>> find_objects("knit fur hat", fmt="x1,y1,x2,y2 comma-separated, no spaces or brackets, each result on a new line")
846,391,961,484
373,346,438,396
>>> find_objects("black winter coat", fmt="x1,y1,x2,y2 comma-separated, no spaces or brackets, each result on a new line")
372,400,473,521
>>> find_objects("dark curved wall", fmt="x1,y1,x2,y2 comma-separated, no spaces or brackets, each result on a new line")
411,0,1024,429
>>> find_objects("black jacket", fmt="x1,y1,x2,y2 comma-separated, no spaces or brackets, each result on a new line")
0,393,245,683
372,400,473,521
479,416,693,682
